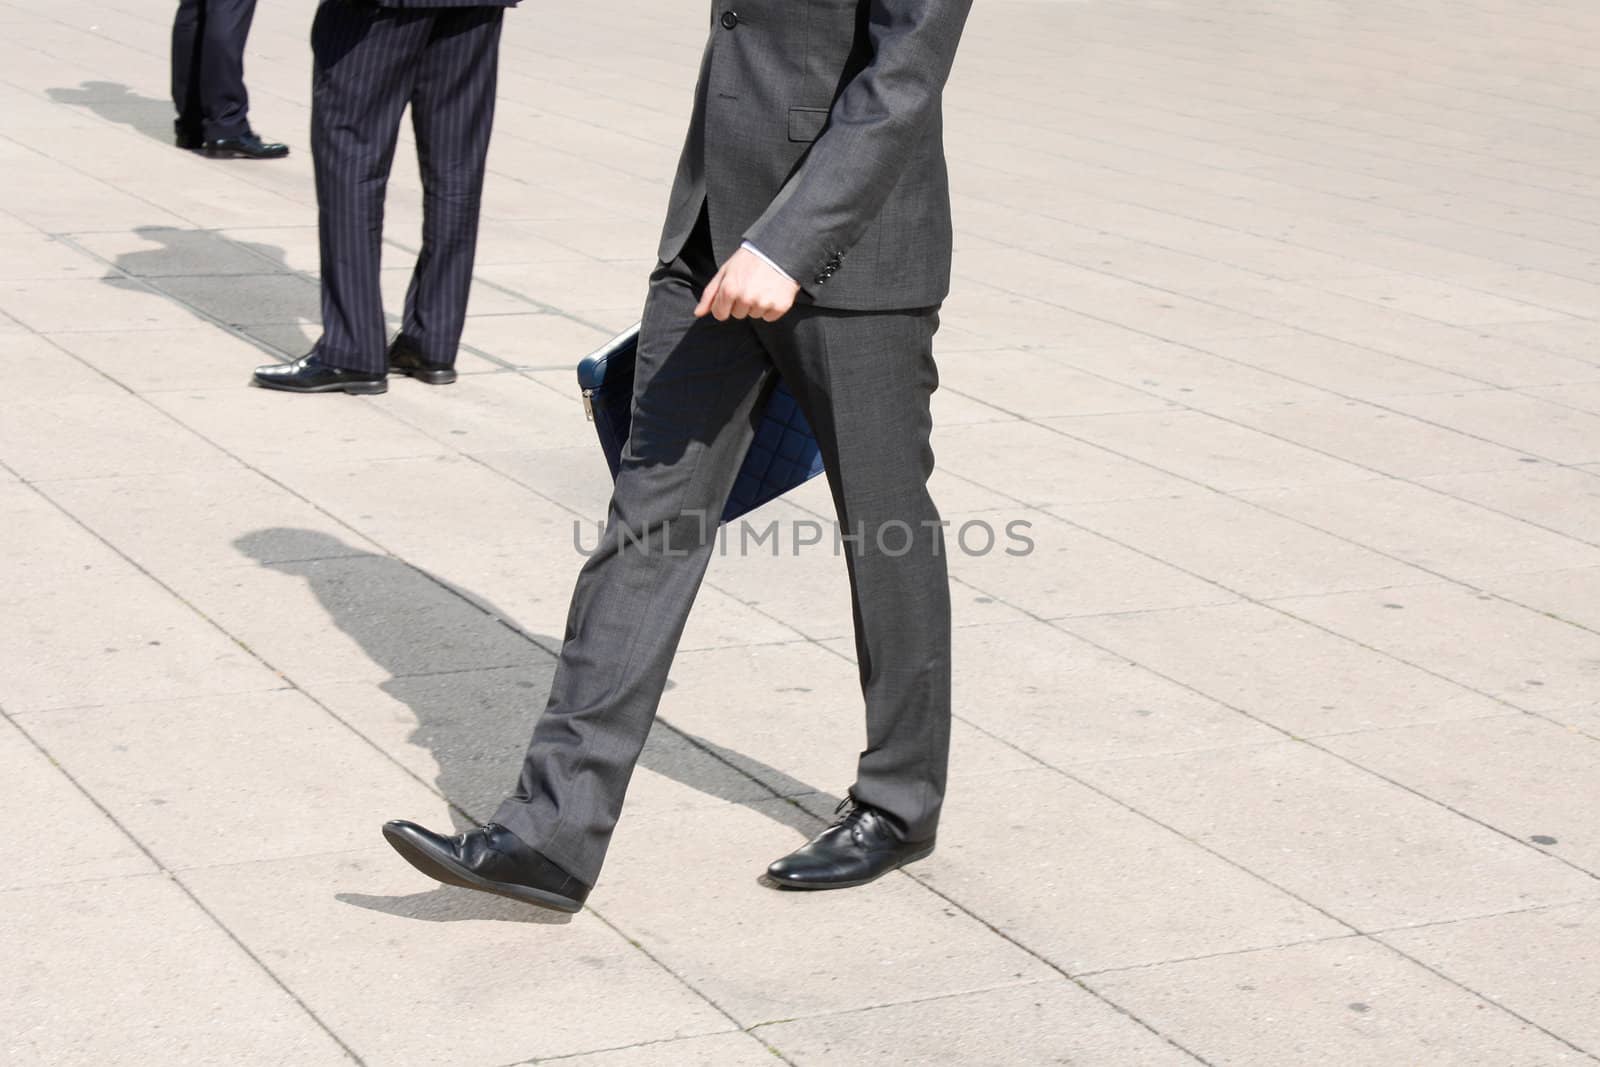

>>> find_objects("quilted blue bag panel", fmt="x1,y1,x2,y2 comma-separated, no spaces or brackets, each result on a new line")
578,324,825,523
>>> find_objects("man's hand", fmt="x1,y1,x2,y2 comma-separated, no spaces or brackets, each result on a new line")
694,247,802,322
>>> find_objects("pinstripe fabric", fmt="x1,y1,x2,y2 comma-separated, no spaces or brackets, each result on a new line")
310,1,504,372
171,0,258,140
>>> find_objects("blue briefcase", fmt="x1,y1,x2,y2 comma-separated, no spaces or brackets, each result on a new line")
578,324,826,523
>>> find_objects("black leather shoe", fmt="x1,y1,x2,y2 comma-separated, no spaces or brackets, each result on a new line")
203,131,289,160
767,797,935,890
175,125,203,151
388,336,458,385
253,354,387,395
382,820,590,913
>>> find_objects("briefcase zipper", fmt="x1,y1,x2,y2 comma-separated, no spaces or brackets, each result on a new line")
582,388,595,421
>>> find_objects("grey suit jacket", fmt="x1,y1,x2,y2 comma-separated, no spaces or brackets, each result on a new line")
658,0,974,311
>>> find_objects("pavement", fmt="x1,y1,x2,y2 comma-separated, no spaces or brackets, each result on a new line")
3,0,1600,1063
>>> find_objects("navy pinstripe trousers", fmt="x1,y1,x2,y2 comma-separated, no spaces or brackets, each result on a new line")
310,2,504,373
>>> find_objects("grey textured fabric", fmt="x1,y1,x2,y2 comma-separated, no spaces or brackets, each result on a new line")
309,2,505,372
658,0,975,310
494,216,952,884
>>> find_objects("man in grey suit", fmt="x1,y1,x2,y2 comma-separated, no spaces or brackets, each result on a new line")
384,0,975,911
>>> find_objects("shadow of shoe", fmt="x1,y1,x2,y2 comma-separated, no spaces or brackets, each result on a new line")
336,888,574,925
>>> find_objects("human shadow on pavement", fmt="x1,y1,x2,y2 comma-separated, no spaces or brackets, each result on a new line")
108,225,319,359
47,81,176,145
235,528,828,920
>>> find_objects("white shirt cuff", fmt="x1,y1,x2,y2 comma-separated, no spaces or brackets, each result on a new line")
740,241,797,284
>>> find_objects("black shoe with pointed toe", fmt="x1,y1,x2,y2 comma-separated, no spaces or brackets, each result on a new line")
253,354,387,395
382,820,590,913
767,797,935,890
203,131,289,160
388,336,458,385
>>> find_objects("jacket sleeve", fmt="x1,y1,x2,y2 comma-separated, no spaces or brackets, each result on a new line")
740,0,974,290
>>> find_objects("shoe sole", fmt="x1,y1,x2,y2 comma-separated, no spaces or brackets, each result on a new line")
253,376,387,396
390,367,458,385
203,148,289,160
381,824,584,914
767,841,937,891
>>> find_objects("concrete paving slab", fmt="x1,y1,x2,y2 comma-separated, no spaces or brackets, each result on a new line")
68,226,293,278
46,324,281,393
518,1032,775,1067
0,569,280,713
1045,410,1372,492
1090,938,1589,1067
1050,337,1333,411
1323,715,1600,872
376,371,585,454
164,552,536,685
1276,584,1600,713
1414,467,1600,550
0,277,201,333
248,454,563,553
181,849,730,1066
0,716,156,891
1062,601,1514,737
1381,901,1600,1057
1073,741,1597,930
17,689,449,870
147,389,452,467
1384,390,1600,465
0,480,132,592
1473,567,1600,637
706,501,1030,640
0,875,352,1066
935,418,1195,506
1068,490,1432,598
910,768,1348,974
1238,479,1600,581
594,798,1055,1026
660,641,1037,803
459,311,614,368
1218,397,1538,478
938,620,1279,766
935,348,1182,419
0,390,240,482
1197,333,1487,400
757,979,1201,1066
0,232,104,281
950,509,1240,621
40,467,381,578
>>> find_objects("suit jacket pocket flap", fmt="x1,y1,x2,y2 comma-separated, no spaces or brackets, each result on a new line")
787,107,830,143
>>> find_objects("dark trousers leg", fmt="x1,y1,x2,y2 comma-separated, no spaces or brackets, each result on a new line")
171,0,257,140
171,0,205,135
757,308,952,842
400,8,505,366
310,3,430,373
494,223,774,885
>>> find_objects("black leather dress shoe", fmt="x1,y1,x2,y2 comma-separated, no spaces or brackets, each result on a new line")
203,131,289,160
253,354,387,395
175,126,203,151
388,337,458,385
383,820,590,913
767,797,935,890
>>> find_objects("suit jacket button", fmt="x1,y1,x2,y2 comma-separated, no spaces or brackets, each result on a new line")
720,11,739,28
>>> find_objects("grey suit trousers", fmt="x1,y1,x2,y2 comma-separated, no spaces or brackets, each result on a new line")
494,221,952,884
